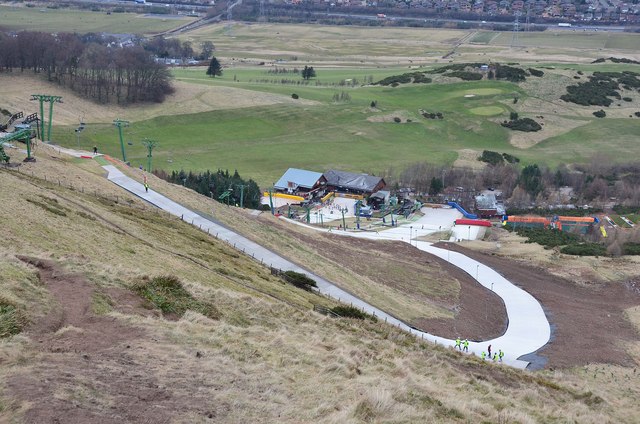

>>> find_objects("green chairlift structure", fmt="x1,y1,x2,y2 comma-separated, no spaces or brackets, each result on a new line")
30,94,62,142
0,128,37,163
235,183,247,208
340,207,347,230
113,119,130,162
142,138,158,173
304,205,311,223
354,200,363,229
219,188,233,206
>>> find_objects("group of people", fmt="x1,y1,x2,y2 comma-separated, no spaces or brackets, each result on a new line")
455,338,504,362
482,344,505,362
454,337,470,352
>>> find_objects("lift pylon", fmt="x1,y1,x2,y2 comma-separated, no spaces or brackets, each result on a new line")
113,119,130,162
30,94,62,142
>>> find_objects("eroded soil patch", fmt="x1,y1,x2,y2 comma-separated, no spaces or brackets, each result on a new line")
5,257,211,423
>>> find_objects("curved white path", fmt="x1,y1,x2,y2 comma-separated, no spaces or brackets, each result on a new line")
103,165,550,369
287,217,551,368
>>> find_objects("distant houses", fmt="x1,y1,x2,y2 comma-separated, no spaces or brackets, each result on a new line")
154,58,201,66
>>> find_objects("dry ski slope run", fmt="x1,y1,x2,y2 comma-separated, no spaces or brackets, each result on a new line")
103,164,550,369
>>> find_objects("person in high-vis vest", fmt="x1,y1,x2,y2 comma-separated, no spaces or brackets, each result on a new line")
498,349,504,362
455,337,461,350
481,351,486,360
463,339,469,352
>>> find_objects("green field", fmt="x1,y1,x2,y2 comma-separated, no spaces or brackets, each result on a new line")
0,6,195,34
470,31,499,44
1,19,638,187
530,119,640,167
469,106,504,116
56,73,523,185
47,60,640,186
174,66,414,87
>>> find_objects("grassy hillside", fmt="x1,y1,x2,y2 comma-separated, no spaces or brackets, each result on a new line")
2,23,640,186
1,145,639,422
46,65,640,185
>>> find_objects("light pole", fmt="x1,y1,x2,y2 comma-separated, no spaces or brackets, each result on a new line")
410,226,413,246
468,225,471,241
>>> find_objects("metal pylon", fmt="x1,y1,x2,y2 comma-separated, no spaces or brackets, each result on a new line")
511,11,521,48
113,119,130,162
142,138,158,173
30,94,62,142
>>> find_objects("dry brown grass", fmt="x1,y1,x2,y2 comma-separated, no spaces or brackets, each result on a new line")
2,151,640,422
77,155,458,322
183,23,469,66
453,148,486,169
0,73,316,125
466,229,640,285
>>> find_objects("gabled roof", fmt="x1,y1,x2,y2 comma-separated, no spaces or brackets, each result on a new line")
274,168,324,190
323,169,385,192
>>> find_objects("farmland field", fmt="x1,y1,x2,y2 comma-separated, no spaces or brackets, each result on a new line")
0,5,195,34
491,30,616,49
2,21,640,186
469,31,499,44
180,23,470,64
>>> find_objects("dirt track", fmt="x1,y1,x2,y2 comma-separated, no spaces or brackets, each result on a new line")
436,244,640,368
6,258,209,423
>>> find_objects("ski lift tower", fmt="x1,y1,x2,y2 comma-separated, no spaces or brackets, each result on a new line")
142,138,158,173
511,11,521,48
30,94,62,142
113,119,130,162
236,183,247,208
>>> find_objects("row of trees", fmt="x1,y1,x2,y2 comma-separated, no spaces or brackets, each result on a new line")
155,169,262,209
393,157,640,209
143,37,214,61
0,31,174,104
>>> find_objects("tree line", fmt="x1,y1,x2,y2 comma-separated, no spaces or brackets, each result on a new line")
391,156,640,209
154,169,262,209
0,31,174,104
